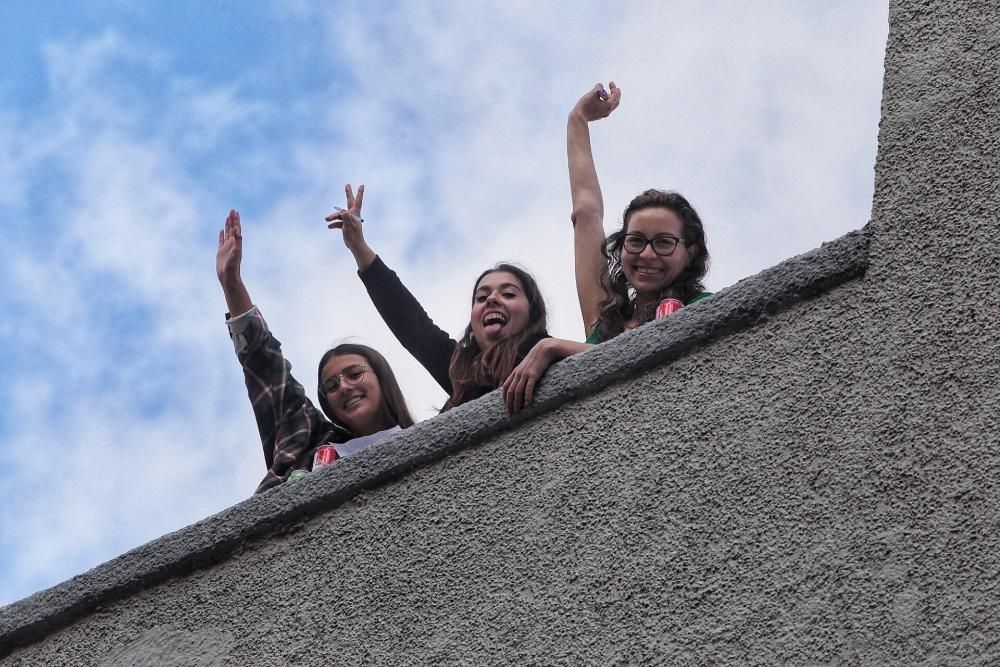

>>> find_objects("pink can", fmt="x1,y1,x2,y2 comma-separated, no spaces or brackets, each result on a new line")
656,298,684,319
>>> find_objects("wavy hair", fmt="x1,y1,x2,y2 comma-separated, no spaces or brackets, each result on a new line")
445,264,548,410
593,189,709,342
316,343,415,435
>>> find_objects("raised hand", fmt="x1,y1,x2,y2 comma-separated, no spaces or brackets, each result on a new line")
217,209,243,283
216,209,252,316
325,183,376,271
571,82,621,123
325,183,366,246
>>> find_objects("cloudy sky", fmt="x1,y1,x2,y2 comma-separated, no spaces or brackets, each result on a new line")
0,2,888,606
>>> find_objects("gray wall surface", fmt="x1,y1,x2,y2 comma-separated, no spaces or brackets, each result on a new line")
3,0,999,664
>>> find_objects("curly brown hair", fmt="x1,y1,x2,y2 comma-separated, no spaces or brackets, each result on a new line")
592,189,709,342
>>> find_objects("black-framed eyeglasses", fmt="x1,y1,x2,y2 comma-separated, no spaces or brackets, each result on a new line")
622,233,684,257
322,364,370,394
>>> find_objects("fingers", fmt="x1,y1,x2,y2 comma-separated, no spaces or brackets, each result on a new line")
218,228,224,247
355,184,364,213
523,375,537,408
325,209,345,222
608,81,621,111
502,368,537,414
327,220,344,229
505,374,522,414
345,183,354,210
223,209,242,240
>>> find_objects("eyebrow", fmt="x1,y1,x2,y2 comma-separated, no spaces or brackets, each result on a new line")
323,364,365,381
475,283,522,294
628,232,680,239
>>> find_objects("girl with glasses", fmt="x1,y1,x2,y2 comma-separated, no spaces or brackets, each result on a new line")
567,82,711,344
327,185,589,415
217,210,415,493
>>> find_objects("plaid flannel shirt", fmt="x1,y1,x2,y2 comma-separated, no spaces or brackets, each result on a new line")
227,306,350,494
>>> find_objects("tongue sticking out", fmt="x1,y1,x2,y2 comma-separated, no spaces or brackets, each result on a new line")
485,322,505,335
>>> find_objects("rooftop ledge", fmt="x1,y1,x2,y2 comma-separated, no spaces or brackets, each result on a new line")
0,225,870,655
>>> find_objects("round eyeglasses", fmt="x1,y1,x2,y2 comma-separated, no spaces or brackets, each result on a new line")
322,364,370,394
622,233,684,257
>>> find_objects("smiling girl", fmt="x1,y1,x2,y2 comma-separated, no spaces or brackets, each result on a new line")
217,209,414,493
567,82,711,343
327,185,587,414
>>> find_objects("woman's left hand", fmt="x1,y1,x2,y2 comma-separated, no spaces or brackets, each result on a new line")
502,338,593,414
502,339,556,414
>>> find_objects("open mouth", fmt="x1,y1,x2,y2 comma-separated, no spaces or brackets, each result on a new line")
482,311,508,334
634,266,665,276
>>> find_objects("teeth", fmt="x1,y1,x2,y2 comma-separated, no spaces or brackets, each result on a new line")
484,313,507,326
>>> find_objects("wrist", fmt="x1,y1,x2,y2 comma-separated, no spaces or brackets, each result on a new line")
351,242,376,271
219,271,242,287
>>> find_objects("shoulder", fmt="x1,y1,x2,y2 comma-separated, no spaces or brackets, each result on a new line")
518,331,551,354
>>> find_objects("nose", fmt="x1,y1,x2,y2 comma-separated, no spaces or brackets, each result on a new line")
639,242,659,259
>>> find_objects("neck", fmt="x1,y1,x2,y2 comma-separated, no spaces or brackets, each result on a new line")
634,292,659,309
350,415,385,437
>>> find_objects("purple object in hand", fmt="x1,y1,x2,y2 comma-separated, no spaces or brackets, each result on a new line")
597,88,610,101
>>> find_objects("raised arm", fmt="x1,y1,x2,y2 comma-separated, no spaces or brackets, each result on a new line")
327,184,456,394
217,210,345,493
568,82,621,337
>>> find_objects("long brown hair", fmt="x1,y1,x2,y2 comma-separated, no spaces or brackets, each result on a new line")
316,343,415,435
444,264,548,410
593,189,709,342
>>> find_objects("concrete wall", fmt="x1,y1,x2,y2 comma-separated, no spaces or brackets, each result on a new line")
2,0,999,664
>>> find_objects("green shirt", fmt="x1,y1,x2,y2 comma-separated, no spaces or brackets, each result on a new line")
585,292,713,344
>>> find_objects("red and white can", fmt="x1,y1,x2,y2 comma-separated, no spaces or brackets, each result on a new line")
312,444,340,470
656,298,684,319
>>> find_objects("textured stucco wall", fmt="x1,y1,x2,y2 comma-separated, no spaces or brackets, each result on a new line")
3,0,1000,664
10,279,887,666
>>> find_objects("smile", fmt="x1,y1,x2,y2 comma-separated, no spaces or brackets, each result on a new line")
343,395,365,409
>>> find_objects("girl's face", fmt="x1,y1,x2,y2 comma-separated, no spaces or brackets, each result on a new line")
620,207,697,298
320,353,384,435
470,271,531,349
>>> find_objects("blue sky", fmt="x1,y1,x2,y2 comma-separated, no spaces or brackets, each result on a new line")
0,2,888,606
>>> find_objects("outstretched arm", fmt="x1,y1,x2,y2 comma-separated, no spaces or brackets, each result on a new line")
327,184,457,394
568,82,621,337
217,209,253,317
217,210,344,490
